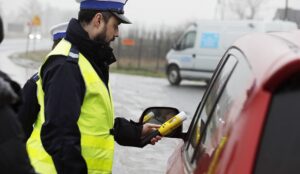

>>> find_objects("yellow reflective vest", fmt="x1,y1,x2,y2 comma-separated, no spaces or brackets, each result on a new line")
27,39,115,174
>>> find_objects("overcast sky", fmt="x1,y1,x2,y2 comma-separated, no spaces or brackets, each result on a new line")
1,0,300,27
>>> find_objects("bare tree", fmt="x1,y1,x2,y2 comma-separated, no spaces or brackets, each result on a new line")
18,0,43,22
228,0,269,19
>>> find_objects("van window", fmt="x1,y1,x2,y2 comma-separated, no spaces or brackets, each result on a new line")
200,32,220,49
178,31,196,50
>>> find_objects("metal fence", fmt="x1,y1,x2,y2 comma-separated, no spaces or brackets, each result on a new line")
111,26,186,72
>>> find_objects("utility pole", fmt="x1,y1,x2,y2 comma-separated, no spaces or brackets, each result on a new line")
221,0,225,20
285,0,289,20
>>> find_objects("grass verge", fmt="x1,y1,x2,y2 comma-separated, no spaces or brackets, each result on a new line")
13,51,166,78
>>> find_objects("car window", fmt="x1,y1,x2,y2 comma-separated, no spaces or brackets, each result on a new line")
255,73,300,174
186,55,238,162
178,31,196,50
192,50,254,173
182,48,254,173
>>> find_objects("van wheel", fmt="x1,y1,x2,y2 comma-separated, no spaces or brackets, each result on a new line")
167,65,181,85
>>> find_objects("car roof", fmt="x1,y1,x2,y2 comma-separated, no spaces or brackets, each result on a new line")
232,30,300,91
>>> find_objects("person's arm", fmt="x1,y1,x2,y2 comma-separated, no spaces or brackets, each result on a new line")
40,57,87,174
17,74,40,142
0,74,35,174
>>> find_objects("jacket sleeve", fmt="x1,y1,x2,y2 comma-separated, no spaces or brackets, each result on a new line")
17,74,40,142
40,57,87,174
113,117,143,147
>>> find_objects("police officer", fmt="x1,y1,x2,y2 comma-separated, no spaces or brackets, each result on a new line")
18,22,69,142
50,22,69,49
0,16,35,174
26,0,160,174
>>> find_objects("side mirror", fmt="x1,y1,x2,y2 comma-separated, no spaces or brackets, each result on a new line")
0,16,3,44
139,107,184,139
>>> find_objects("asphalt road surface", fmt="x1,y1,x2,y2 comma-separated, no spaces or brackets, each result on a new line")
0,38,206,173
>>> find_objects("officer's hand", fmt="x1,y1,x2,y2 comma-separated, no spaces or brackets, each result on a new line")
141,123,162,145
141,123,160,137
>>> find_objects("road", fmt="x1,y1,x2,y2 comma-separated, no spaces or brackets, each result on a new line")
0,38,52,85
111,74,205,173
0,38,206,173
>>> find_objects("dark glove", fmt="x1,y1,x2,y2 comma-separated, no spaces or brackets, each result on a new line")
113,117,143,147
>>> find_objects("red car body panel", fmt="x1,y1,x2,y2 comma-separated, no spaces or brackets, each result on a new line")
166,30,300,174
166,140,185,174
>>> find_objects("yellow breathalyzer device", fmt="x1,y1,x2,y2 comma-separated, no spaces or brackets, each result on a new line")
141,111,187,147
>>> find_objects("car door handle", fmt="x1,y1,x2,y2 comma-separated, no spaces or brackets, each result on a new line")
192,54,196,58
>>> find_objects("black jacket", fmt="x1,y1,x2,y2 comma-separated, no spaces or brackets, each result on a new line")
0,71,35,174
25,18,143,174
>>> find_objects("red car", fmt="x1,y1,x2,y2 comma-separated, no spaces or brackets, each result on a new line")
141,30,300,174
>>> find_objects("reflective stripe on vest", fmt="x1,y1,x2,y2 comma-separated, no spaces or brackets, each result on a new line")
27,39,115,174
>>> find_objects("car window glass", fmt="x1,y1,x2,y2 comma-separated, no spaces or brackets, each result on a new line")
255,73,300,174
194,52,254,173
178,31,196,50
184,49,230,139
186,56,238,161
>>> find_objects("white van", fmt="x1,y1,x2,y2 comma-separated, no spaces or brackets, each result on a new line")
166,20,298,85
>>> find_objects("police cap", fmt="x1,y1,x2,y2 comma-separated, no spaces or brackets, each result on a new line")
49,22,68,41
76,0,131,24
